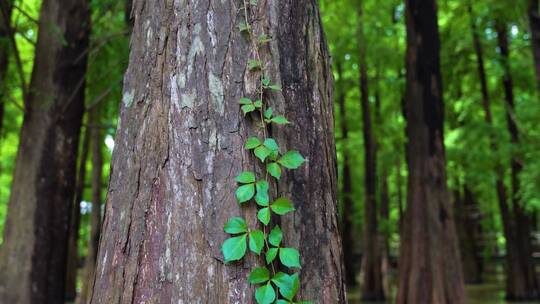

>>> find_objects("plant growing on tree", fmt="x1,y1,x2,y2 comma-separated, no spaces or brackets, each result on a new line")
221,1,310,303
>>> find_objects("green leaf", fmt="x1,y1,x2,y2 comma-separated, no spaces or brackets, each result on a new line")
236,171,256,183
263,138,279,153
266,248,279,264
258,207,271,225
239,97,252,105
295,301,313,304
262,78,271,87
271,116,290,125
224,217,247,234
249,267,270,284
258,34,272,44
250,0,258,5
249,229,265,255
255,283,276,304
264,107,273,119
254,145,272,162
222,234,247,262
242,104,256,115
245,137,261,149
276,301,289,304
278,151,305,169
274,273,299,300
255,180,270,206
236,184,255,203
268,84,282,91
267,162,282,180
271,197,295,215
254,99,263,108
279,248,301,268
248,59,262,70
239,22,250,32
268,226,283,247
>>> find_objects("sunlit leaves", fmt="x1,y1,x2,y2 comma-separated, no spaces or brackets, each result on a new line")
222,234,247,262
266,248,279,264
278,151,305,169
268,226,283,247
272,272,300,300
224,217,248,234
279,248,301,268
258,207,271,225
249,229,265,255
271,197,295,215
249,267,270,284
255,180,270,206
236,171,256,183
236,184,255,203
267,162,282,179
255,283,276,304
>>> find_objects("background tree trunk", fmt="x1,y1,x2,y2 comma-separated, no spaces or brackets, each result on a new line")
89,1,346,303
337,61,357,286
496,22,540,300
65,126,91,302
0,0,90,302
529,0,540,92
397,0,466,303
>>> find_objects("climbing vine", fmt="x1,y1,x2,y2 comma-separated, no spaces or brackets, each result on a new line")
220,1,311,304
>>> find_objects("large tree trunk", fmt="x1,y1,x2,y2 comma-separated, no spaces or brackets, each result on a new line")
0,0,90,302
496,22,540,300
529,0,540,92
89,1,346,303
79,109,104,304
357,1,384,300
337,61,357,286
0,0,12,137
65,126,91,302
397,0,466,303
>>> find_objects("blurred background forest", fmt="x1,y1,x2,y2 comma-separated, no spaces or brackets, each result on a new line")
0,0,539,303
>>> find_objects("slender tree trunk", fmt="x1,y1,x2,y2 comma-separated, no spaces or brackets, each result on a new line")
0,0,90,302
65,126,91,302
496,22,540,300
337,61,357,286
79,109,104,304
357,2,384,300
0,0,12,138
529,0,540,92
90,1,346,303
397,1,466,303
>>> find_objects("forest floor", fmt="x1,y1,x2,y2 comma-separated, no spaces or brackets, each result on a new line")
347,266,540,304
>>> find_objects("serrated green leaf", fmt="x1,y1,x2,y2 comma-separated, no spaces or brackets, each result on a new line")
224,217,247,234
278,151,305,169
249,267,270,284
254,99,263,108
245,137,262,149
266,248,279,264
267,162,281,180
242,104,256,115
255,283,276,304
268,84,282,91
248,59,262,70
268,226,283,247
236,171,256,183
255,180,270,206
258,207,271,225
271,197,295,215
236,184,255,203
239,97,252,105
249,229,265,255
254,145,272,162
279,248,301,268
271,116,290,125
264,107,273,119
222,234,247,262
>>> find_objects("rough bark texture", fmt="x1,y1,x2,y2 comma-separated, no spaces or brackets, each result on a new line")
397,0,466,303
90,1,346,303
529,0,540,92
0,0,12,137
336,61,356,286
0,0,90,302
496,22,540,300
65,126,91,302
357,2,384,300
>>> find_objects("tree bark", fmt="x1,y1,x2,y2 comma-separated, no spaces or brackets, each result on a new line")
79,109,104,304
397,0,466,303
90,1,346,303
529,0,540,92
0,0,12,138
65,126,91,302
357,1,384,301
0,0,90,302
495,22,540,300
337,61,357,286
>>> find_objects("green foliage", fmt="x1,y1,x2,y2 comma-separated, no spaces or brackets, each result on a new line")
221,3,309,302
